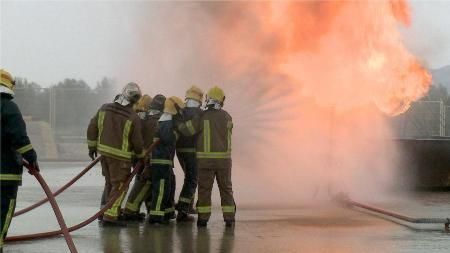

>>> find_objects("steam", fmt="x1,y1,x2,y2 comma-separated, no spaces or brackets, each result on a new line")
121,1,430,205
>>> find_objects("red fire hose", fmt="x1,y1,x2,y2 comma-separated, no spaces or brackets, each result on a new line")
334,192,450,231
6,140,159,243
14,156,101,217
21,160,78,253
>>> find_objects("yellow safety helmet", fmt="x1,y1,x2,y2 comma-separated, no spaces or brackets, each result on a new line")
185,85,204,102
134,94,153,112
207,86,225,103
164,96,185,115
1,69,15,90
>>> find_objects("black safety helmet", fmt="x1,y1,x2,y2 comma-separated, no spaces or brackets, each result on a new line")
150,94,166,111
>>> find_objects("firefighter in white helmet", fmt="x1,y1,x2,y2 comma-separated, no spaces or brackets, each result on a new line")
87,82,144,225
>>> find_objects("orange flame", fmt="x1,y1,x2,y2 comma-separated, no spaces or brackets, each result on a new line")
215,0,431,116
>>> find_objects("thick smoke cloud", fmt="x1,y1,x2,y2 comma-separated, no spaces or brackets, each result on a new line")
120,1,429,205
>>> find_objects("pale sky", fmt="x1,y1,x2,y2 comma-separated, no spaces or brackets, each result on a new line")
1,0,450,87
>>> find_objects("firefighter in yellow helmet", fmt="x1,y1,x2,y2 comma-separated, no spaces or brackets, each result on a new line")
87,82,144,225
122,95,168,221
175,85,203,222
177,86,235,227
1,69,39,249
148,96,185,224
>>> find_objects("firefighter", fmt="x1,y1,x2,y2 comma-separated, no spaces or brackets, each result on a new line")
177,86,235,227
87,82,144,225
148,96,185,225
175,85,204,222
122,94,166,221
1,69,39,249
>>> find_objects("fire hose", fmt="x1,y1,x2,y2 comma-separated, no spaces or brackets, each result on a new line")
14,156,101,217
20,160,78,253
334,193,450,231
6,140,159,244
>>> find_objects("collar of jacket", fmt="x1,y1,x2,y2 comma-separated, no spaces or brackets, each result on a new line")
186,99,201,108
159,112,172,122
0,86,14,97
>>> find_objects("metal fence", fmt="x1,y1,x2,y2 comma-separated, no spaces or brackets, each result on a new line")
15,86,113,137
390,101,449,138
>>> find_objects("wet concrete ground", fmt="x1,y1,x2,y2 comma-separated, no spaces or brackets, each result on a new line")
4,162,450,253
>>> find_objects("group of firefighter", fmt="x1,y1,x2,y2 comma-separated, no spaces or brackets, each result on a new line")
0,68,235,250
87,82,236,227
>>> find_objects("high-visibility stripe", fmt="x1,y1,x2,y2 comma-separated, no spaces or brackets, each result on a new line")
0,174,22,181
122,120,132,152
174,131,179,140
87,140,97,147
149,210,165,216
179,197,191,204
135,151,145,159
150,159,173,166
104,184,127,218
17,144,33,154
98,111,105,142
177,148,196,153
197,152,231,159
165,207,175,213
203,120,210,152
197,206,212,213
125,181,151,212
0,199,16,246
222,205,236,213
227,121,232,152
186,120,196,135
98,143,132,159
153,179,165,215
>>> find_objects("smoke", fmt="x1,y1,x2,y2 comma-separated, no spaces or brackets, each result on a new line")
120,1,430,205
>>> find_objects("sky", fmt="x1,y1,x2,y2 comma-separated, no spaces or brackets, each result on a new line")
1,0,450,88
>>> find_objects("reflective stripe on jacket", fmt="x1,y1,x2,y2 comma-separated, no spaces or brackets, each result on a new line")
178,108,232,169
87,103,144,161
1,94,35,185
176,107,202,153
151,120,177,167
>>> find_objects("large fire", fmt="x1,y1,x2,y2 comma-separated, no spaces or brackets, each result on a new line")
131,1,432,203
214,0,431,116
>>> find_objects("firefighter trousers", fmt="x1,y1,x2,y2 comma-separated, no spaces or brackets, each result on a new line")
197,167,235,222
124,165,152,214
176,151,198,213
148,164,174,220
101,156,131,221
1,185,18,249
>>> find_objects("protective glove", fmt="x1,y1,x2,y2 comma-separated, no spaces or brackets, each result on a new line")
131,155,144,173
28,161,40,174
22,149,40,174
89,149,97,161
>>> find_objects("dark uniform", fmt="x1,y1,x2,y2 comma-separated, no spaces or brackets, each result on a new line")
87,101,144,222
148,117,177,223
1,92,38,248
123,111,160,215
178,103,235,225
176,106,202,214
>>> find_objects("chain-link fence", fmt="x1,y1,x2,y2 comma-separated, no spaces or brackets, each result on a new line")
390,101,449,138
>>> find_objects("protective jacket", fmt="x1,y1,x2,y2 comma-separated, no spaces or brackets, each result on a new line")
176,107,202,154
178,107,232,169
1,94,37,186
87,102,144,161
151,118,177,167
142,113,160,149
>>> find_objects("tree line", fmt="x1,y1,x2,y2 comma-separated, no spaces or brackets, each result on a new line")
14,77,116,136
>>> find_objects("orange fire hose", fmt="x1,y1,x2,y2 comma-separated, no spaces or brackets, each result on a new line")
21,160,78,253
14,156,101,217
6,140,159,243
